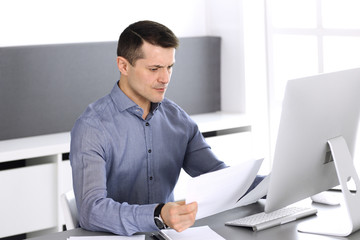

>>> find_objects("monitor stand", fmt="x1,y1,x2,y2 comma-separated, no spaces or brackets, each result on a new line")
298,136,360,236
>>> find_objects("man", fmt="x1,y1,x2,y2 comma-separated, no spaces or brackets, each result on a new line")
70,20,262,236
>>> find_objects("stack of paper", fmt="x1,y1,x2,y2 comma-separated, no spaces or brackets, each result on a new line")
186,158,268,219
67,235,144,240
159,226,225,240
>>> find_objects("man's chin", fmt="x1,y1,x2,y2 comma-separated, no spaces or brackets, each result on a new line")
151,94,166,103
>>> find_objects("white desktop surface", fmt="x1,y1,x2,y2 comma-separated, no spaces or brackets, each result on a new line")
0,132,70,162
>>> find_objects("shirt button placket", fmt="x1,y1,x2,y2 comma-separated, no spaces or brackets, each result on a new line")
147,147,152,178
147,122,151,154
145,120,154,202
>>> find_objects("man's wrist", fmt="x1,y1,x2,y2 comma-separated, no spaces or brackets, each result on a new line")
154,203,167,229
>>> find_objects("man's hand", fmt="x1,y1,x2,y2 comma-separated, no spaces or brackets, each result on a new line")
161,201,198,232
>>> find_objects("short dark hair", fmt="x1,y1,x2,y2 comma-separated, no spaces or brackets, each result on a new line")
117,20,179,65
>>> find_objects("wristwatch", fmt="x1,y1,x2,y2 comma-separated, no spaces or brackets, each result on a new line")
154,203,167,229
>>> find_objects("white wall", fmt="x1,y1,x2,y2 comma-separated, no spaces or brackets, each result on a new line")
0,0,207,46
0,0,246,114
206,0,245,112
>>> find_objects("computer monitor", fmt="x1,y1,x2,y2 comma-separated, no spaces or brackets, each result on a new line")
264,68,360,236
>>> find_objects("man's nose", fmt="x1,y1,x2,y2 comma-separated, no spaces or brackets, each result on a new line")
159,68,171,84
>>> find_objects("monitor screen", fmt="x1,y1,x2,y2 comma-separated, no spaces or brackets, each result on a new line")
265,68,360,213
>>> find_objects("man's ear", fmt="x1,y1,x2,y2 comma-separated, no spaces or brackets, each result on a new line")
117,56,130,76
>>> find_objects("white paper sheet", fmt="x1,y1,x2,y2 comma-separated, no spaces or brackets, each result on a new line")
67,235,145,240
159,226,225,240
186,158,264,219
235,174,270,207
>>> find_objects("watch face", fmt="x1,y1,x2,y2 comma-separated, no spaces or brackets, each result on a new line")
154,217,166,229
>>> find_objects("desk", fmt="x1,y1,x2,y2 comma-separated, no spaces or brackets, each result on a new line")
27,198,360,240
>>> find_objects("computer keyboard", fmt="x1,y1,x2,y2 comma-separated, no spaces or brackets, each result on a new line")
225,206,317,231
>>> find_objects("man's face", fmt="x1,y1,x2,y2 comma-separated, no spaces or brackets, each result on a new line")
120,41,175,107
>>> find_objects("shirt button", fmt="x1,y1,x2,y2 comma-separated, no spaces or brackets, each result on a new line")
150,176,153,180
146,122,149,126
148,149,152,153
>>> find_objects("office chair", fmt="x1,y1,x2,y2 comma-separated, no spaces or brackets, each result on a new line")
60,190,79,230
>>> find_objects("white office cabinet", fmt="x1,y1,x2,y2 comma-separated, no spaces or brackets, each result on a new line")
0,162,58,237
61,160,73,198
0,133,71,238
0,112,252,238
205,132,254,166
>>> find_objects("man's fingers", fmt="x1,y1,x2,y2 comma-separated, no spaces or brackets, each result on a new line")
176,200,185,205
161,201,198,232
176,201,198,215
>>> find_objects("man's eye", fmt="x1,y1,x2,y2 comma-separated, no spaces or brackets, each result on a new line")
150,68,158,72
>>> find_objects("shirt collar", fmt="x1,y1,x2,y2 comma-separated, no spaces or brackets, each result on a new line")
110,81,162,114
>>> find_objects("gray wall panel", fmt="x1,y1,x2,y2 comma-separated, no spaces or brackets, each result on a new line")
0,37,221,140
167,37,221,114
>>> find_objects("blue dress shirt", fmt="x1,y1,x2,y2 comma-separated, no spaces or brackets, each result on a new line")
70,82,227,235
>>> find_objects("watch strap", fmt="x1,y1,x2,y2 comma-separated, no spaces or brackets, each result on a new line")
154,203,165,218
